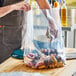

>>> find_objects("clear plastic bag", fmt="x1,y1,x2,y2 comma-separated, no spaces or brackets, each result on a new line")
23,5,65,69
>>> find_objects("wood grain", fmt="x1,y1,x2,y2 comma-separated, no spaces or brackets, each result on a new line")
0,48,76,76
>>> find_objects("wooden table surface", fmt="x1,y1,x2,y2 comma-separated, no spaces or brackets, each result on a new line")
0,48,76,76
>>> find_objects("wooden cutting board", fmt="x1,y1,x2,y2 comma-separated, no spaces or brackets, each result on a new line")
0,48,76,76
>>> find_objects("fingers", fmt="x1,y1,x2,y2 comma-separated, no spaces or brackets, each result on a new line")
22,1,31,11
24,3,31,11
14,1,31,12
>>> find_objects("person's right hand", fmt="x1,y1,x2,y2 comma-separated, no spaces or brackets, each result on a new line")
12,1,31,12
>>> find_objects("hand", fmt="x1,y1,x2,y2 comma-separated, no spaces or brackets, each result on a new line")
12,1,31,12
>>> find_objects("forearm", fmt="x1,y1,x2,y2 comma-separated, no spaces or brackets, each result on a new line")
0,1,31,18
36,0,50,9
0,5,15,18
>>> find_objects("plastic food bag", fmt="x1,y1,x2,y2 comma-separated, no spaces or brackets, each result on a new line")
23,4,65,69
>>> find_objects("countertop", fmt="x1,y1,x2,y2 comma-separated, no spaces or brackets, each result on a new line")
0,48,76,76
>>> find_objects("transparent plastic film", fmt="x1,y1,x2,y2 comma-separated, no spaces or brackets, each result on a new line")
23,1,65,69
21,0,33,50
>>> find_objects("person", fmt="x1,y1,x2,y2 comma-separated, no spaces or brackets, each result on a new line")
37,0,58,39
0,1,31,18
0,0,52,63
37,0,50,9
0,0,31,63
